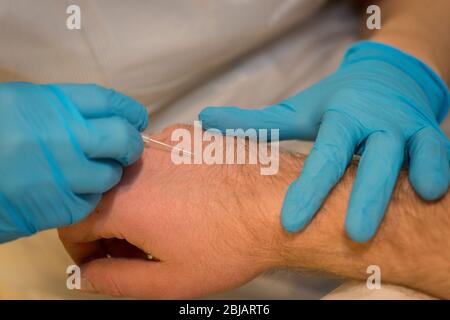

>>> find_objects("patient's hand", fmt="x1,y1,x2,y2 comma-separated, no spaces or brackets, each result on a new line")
59,124,450,299
58,124,284,298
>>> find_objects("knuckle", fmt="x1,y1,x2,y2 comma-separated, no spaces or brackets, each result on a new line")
104,273,123,297
313,141,345,163
107,89,130,112
330,88,362,103
114,119,134,150
312,141,350,177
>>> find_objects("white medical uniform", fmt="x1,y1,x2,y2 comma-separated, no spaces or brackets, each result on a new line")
0,0,326,112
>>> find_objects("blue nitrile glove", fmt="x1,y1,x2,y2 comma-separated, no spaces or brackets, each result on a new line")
199,41,450,242
0,82,148,243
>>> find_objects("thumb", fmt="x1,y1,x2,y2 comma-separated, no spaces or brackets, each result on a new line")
199,99,318,141
79,258,190,299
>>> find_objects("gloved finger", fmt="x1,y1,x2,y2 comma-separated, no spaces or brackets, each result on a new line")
70,193,102,224
77,117,144,166
345,131,404,243
65,159,123,194
199,99,319,140
47,84,148,131
79,258,191,298
58,199,119,264
281,111,362,232
408,127,449,200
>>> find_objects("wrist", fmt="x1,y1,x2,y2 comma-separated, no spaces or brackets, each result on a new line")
239,150,355,271
259,153,450,298
263,154,353,271
342,40,449,123
370,33,446,81
240,151,321,270
361,0,450,85
253,151,409,283
263,158,411,284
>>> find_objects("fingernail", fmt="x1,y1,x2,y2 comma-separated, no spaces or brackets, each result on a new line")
80,277,96,293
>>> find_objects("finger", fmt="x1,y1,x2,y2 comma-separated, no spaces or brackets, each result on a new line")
408,127,449,201
65,159,123,194
58,202,107,244
345,131,404,243
62,237,150,265
47,83,148,131
199,96,319,140
80,258,192,298
281,111,362,232
58,227,105,266
77,117,144,166
32,192,101,230
58,202,113,264
59,235,106,266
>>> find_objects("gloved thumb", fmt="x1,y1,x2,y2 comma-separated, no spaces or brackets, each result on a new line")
199,101,318,141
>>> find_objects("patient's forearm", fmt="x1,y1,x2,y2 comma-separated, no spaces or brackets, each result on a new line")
261,152,450,298
58,125,449,298
137,128,450,298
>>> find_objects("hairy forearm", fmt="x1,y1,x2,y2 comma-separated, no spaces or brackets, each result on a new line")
255,151,450,299
138,127,450,298
58,125,449,299
360,0,450,82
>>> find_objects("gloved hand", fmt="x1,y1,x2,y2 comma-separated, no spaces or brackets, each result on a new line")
199,41,450,242
0,82,148,243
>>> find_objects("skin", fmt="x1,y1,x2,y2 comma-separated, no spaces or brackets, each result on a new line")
59,124,450,299
364,0,450,83
196,0,450,244
58,0,450,300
